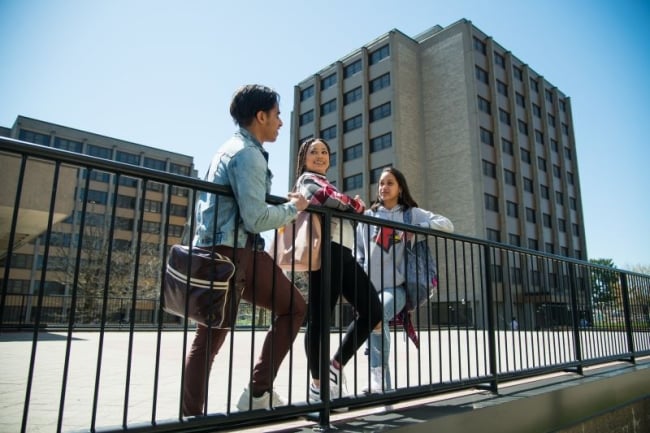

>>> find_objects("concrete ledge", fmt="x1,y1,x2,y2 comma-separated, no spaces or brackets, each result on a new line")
246,358,650,433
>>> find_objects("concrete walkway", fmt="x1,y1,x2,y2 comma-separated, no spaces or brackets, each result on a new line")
0,329,378,432
2,327,627,432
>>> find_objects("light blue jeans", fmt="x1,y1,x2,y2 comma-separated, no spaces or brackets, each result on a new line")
367,285,407,389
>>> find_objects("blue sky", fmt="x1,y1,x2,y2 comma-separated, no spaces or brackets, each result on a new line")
1,0,648,269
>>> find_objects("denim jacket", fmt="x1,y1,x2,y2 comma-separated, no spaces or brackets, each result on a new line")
193,128,297,248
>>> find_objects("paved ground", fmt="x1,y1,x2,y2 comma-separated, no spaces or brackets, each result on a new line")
0,329,383,433
1,328,634,433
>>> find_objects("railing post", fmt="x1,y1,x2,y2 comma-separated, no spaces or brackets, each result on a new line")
316,209,333,431
568,264,583,375
482,244,498,393
619,271,636,364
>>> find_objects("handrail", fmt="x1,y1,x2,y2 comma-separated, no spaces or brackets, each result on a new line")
1,136,649,433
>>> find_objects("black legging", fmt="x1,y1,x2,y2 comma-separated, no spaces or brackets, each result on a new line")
304,242,383,380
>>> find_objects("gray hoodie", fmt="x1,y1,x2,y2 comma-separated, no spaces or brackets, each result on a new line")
355,205,454,292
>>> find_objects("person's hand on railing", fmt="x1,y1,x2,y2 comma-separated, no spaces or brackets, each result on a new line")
353,195,366,210
287,192,309,211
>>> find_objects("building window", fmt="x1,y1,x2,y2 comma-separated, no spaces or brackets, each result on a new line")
532,103,541,118
553,164,561,179
564,146,572,159
480,127,494,146
482,160,496,178
494,52,505,68
116,150,140,165
142,221,161,234
504,169,516,186
321,73,337,90
501,138,513,155
171,186,189,197
119,176,138,187
521,148,531,164
506,201,518,218
523,177,533,193
570,197,577,210
559,100,567,112
561,123,569,135
370,73,390,93
567,172,574,185
545,242,554,254
551,139,559,152
572,223,580,236
343,173,363,191
344,86,362,105
169,204,187,217
54,137,83,152
116,194,136,209
300,85,314,101
528,238,539,250
343,114,362,133
370,164,392,183
343,143,362,161
116,216,134,231
321,125,337,140
19,129,50,145
547,113,556,127
484,193,499,212
558,218,566,232
473,36,486,54
525,207,536,223
515,92,525,107
475,66,489,84
478,95,491,114
537,157,547,172
543,213,552,228
509,234,521,246
513,66,523,81
330,152,337,167
496,80,508,97
545,89,554,103
143,199,162,213
370,102,391,122
144,157,166,171
499,108,511,125
487,228,501,242
87,143,112,159
369,44,390,64
370,132,392,152
541,185,549,199
321,99,337,115
344,59,362,78
170,163,190,176
299,110,314,126
84,189,108,205
555,191,564,206
535,130,544,145
530,77,539,92
517,119,528,136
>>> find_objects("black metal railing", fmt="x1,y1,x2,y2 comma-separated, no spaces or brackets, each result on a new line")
1,137,649,433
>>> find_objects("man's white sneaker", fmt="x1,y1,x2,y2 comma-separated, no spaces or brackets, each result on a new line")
236,387,286,411
308,383,321,403
329,362,348,399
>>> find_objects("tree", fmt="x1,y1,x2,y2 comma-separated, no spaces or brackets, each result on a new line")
49,212,163,323
589,258,619,305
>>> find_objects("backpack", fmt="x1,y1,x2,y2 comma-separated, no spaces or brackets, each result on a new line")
403,208,438,311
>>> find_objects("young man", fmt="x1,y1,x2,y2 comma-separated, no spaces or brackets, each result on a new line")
183,84,308,415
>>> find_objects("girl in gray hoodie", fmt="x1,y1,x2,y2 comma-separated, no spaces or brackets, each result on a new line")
355,167,453,392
